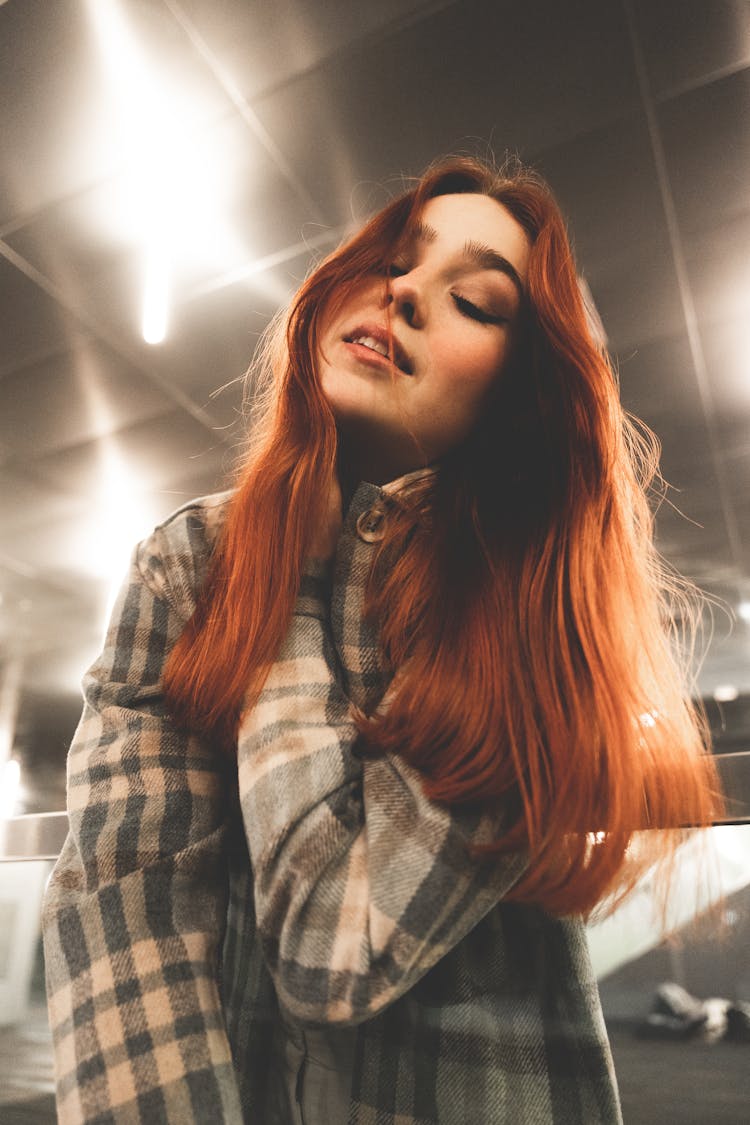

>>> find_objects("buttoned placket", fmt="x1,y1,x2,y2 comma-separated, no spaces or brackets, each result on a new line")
355,502,387,543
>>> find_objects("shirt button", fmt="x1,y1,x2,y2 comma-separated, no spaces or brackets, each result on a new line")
356,507,386,543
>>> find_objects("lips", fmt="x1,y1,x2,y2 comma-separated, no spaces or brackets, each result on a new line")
342,322,413,375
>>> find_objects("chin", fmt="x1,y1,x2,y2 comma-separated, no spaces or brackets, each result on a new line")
323,383,382,428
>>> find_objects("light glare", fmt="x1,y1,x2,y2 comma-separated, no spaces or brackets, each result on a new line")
85,0,249,341
1,759,21,818
142,243,169,344
77,442,159,632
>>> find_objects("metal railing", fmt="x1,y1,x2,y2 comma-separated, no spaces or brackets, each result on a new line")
1,753,748,861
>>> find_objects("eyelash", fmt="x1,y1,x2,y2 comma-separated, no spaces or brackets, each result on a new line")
451,294,503,325
383,263,504,326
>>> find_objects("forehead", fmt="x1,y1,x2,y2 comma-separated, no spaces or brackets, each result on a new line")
416,193,530,283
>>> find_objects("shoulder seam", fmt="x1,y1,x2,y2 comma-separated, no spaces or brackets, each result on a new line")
133,491,234,612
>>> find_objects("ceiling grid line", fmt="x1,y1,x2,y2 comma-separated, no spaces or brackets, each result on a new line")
654,56,750,106
0,237,233,443
622,0,747,592
161,0,329,226
160,0,464,235
233,0,463,108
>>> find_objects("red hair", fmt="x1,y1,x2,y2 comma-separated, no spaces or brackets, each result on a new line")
163,157,723,917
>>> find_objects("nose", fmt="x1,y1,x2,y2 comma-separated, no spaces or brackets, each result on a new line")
386,269,424,329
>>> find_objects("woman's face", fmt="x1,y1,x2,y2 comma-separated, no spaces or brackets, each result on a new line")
318,192,531,483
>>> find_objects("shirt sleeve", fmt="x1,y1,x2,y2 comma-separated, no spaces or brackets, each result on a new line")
41,532,243,1124
238,571,528,1027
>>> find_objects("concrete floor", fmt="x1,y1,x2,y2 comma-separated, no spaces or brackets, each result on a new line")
609,1027,749,1124
0,1000,55,1125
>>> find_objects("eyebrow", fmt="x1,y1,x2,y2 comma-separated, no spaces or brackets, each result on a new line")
413,221,525,300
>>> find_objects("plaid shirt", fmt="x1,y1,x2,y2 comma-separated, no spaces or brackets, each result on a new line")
42,483,622,1123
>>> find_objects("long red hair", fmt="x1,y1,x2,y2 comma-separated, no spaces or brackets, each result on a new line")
163,156,723,917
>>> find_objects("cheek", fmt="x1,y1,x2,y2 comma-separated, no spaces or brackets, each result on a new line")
433,332,507,402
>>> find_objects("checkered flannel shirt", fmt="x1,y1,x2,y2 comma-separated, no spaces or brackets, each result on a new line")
42,482,622,1123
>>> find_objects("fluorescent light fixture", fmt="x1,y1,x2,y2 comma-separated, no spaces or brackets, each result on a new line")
85,0,249,343
713,684,739,703
142,242,169,345
1,760,20,818
738,601,750,624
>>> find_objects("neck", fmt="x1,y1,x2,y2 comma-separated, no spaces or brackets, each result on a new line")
336,432,428,503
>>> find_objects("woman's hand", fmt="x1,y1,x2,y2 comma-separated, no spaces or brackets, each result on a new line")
309,475,343,561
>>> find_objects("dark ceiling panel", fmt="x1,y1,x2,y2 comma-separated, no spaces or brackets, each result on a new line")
657,68,750,234
655,492,734,583
633,0,750,99
585,234,685,352
0,254,75,372
616,333,703,423
657,420,721,488
251,0,641,226
532,111,666,275
0,337,173,461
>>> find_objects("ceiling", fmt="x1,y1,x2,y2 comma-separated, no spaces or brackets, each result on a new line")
1,0,749,813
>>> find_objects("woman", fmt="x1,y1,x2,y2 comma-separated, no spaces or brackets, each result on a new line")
42,156,722,1124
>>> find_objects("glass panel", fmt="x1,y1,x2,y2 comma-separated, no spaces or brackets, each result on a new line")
0,858,56,1124
591,824,750,1124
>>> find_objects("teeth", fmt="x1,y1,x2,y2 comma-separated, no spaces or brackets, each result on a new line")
351,335,389,358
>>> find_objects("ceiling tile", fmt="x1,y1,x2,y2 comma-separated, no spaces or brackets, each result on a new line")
26,410,231,499
175,0,444,102
616,333,703,424
720,448,750,512
658,68,750,235
658,425,719,492
587,234,685,352
533,112,665,275
0,252,73,370
251,0,640,226
633,0,750,99
0,336,173,460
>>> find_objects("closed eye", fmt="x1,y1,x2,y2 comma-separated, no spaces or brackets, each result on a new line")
386,261,408,278
451,293,505,325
